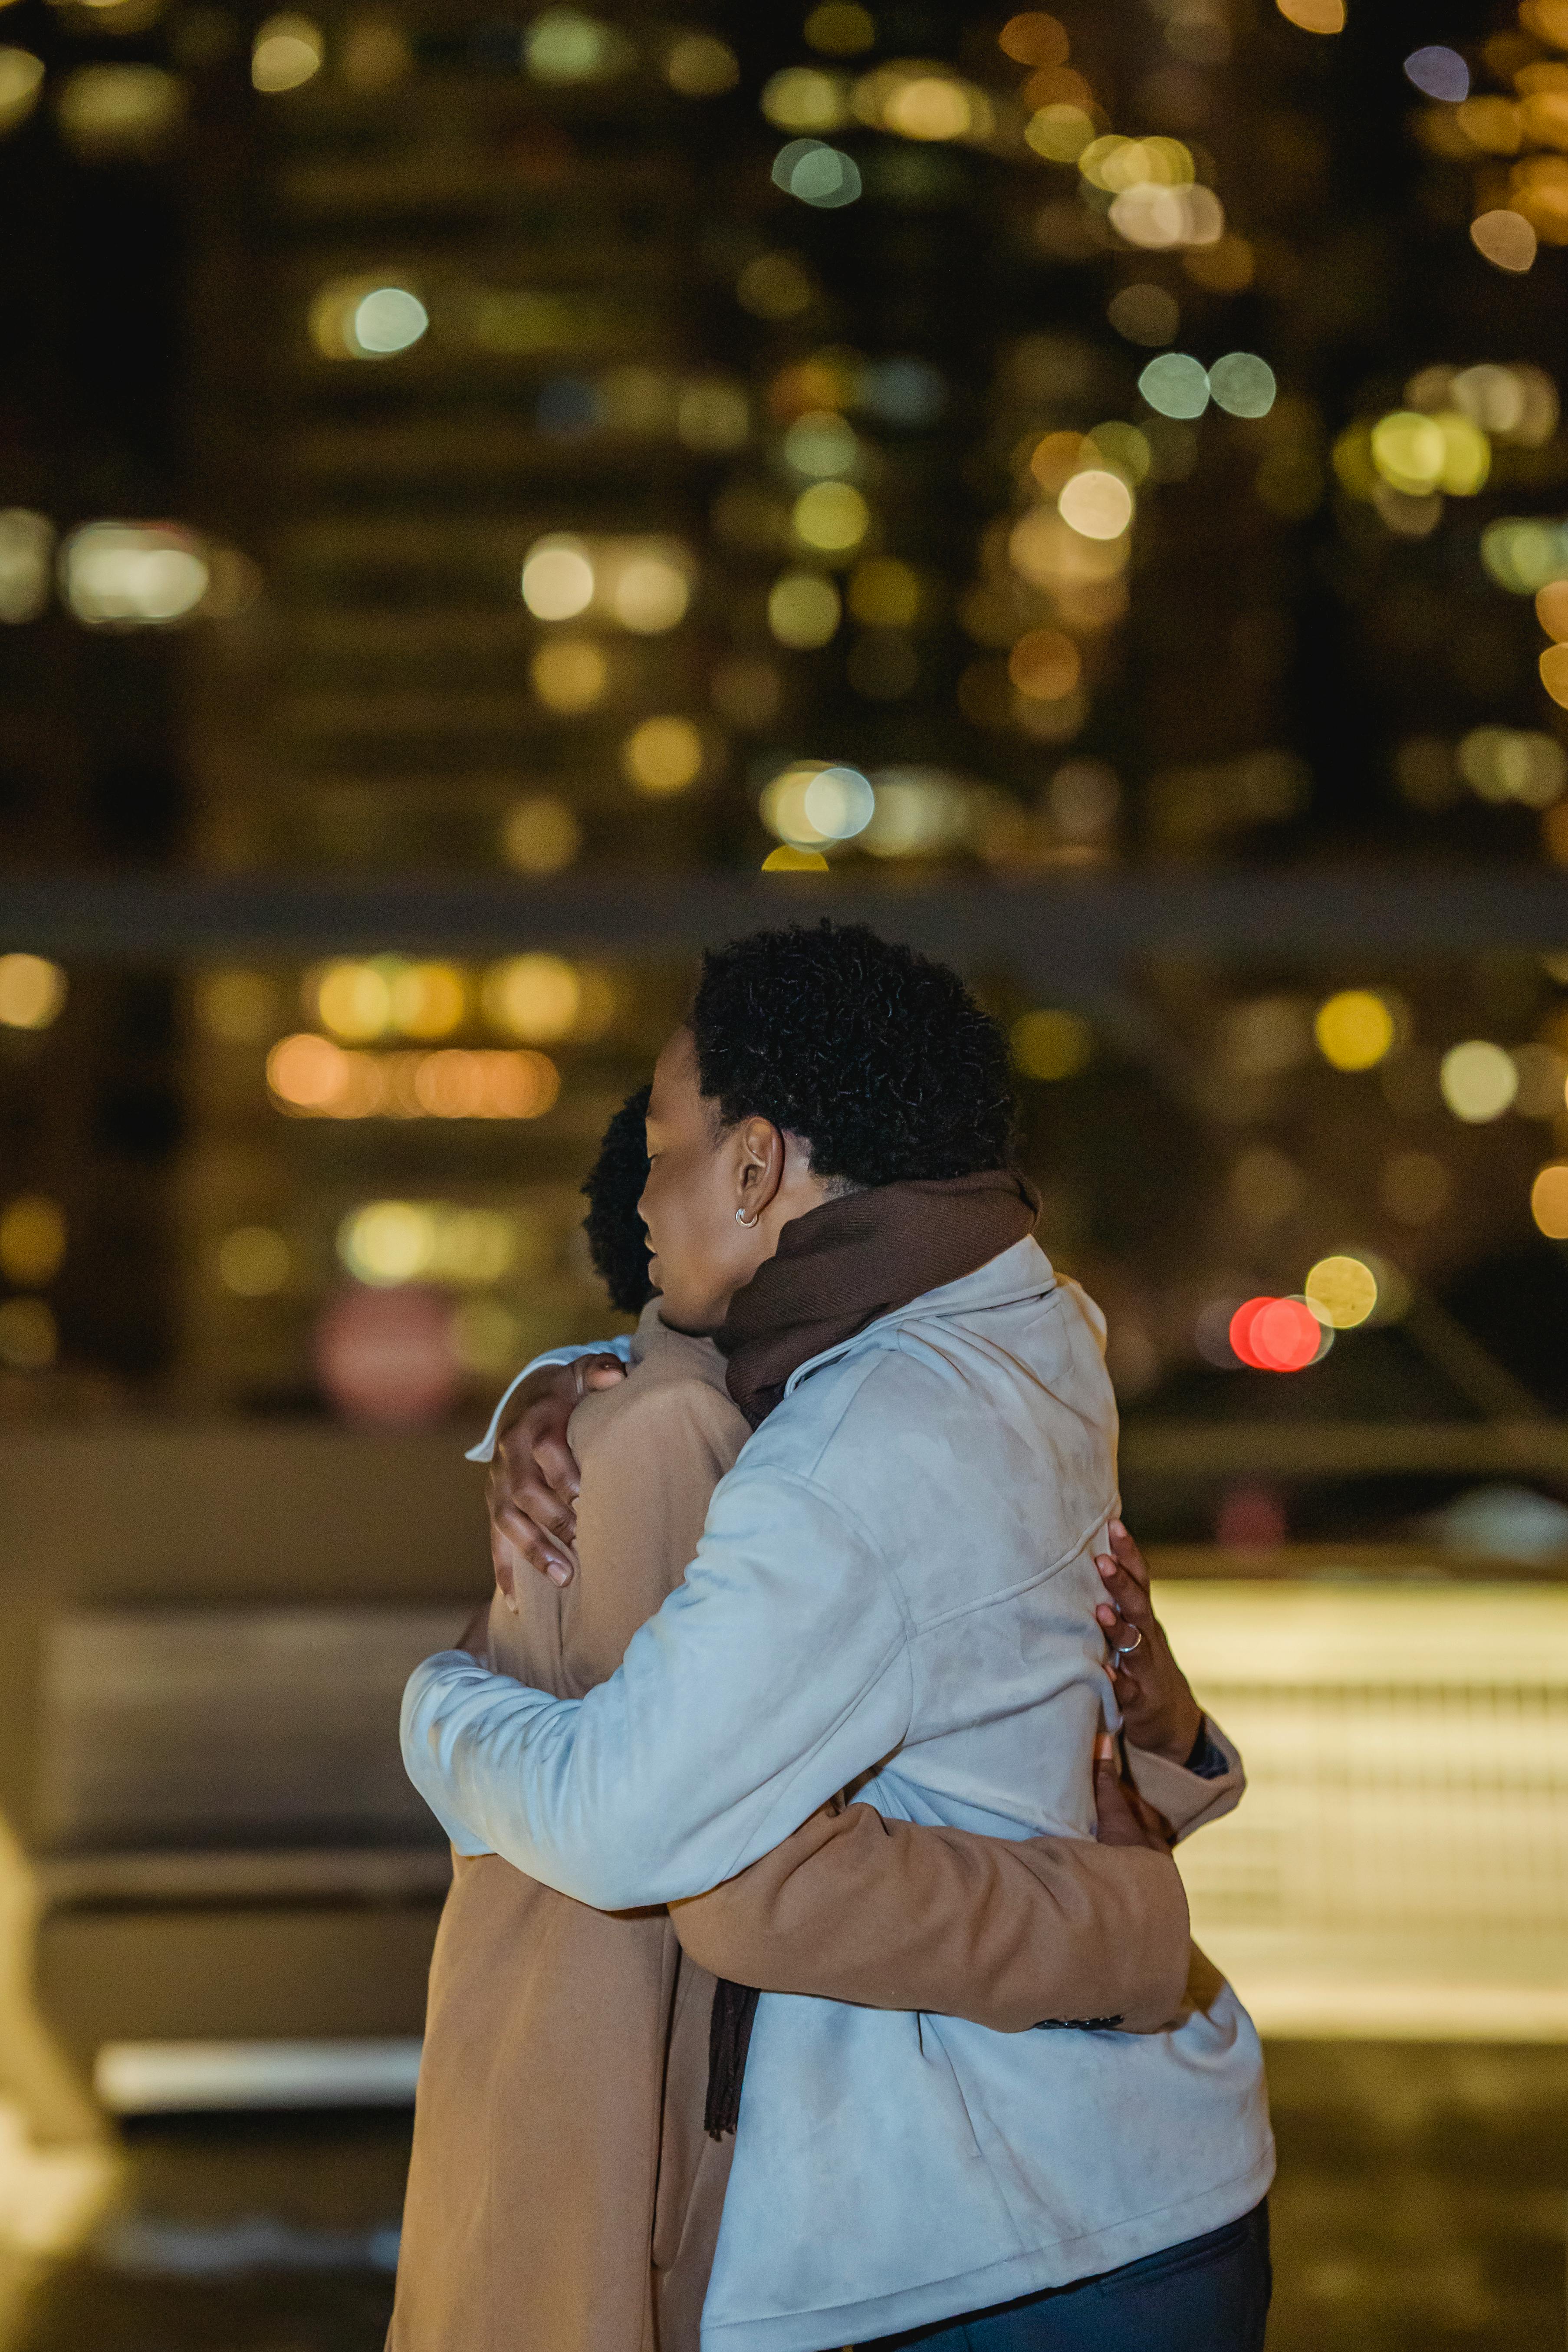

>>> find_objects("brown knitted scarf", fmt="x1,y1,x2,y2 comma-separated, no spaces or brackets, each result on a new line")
701,1166,1041,2136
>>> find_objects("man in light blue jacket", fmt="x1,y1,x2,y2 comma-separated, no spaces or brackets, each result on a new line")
404,921,1273,2352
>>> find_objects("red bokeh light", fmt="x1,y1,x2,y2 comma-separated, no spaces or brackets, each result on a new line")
1229,1295,1320,1372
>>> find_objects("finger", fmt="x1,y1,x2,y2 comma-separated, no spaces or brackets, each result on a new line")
1095,1554,1154,1629
1107,1519,1152,1595
493,1501,575,1588
510,1465,578,1540
580,1354,627,1391
532,1429,582,1506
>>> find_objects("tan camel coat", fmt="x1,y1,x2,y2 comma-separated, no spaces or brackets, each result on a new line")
389,1306,1228,2352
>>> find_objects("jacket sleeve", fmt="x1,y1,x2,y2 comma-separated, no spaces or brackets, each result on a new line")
671,1801,1192,2035
401,1464,914,1908
464,1334,634,1464
1125,1715,1245,1842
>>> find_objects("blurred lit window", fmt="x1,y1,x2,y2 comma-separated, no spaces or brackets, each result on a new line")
525,8,628,83
252,13,323,91
664,31,738,94
1012,1009,1092,1080
481,955,580,1043
621,716,704,795
793,481,869,553
218,1227,291,1296
0,1297,57,1372
0,49,45,139
772,137,862,208
0,954,67,1030
761,761,874,847
531,636,608,713
56,64,184,159
311,276,428,360
61,523,208,627
768,570,841,648
0,1195,66,1287
500,796,581,874
0,509,53,623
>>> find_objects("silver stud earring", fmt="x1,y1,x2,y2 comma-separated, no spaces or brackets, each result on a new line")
735,1207,759,1227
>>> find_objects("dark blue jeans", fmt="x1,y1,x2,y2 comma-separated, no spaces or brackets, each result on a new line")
857,2201,1271,2352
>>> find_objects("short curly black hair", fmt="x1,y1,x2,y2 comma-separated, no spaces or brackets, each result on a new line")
688,921,1013,1187
581,1084,654,1315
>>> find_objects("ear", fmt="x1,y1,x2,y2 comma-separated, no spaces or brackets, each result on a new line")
734,1116,785,1224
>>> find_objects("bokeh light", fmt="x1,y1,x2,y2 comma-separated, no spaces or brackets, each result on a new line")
1470,209,1537,271
0,1195,66,1287
521,536,595,620
0,1297,57,1372
1230,1296,1323,1372
805,3,875,55
1011,1008,1092,1079
1207,353,1277,418
482,954,581,1043
664,32,738,94
1439,1039,1519,1122
1108,285,1179,347
1314,989,1396,1070
62,523,208,626
769,570,842,648
792,481,869,553
1008,629,1081,700
530,636,607,713
1404,47,1469,102
1138,353,1210,419
500,796,581,874
251,13,322,90
0,954,66,1030
0,49,44,137
218,1226,291,1297
1058,470,1133,540
621,715,704,794
0,508,53,624
1305,1253,1378,1329
1530,1162,1568,1239
772,137,862,208
1275,0,1344,30
760,760,874,846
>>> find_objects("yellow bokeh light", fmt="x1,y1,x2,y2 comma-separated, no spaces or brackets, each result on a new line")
338,1200,433,1286
316,961,393,1042
769,570,842,648
762,66,848,132
0,1296,56,1372
762,845,831,872
1012,1009,1092,1081
664,31,739,94
252,12,322,90
608,547,690,634
1314,989,1396,1070
1439,1039,1518,1122
0,1194,65,1287
0,953,66,1030
531,636,607,713
1008,628,1081,700
760,760,873,846
848,557,920,628
805,2,875,54
1030,431,1088,493
521,536,595,621
218,1226,291,1296
389,962,466,1040
1058,469,1134,540
1470,209,1537,272
621,715,704,794
1025,103,1095,161
884,74,973,140
483,954,581,1043
1531,1161,1568,1238
792,480,870,554
1535,580,1568,640
199,970,277,1042
0,49,45,138
501,795,581,875
1275,0,1344,29
782,408,858,477
1001,11,1070,66
1370,411,1447,495
1305,1254,1378,1329
1540,644,1568,709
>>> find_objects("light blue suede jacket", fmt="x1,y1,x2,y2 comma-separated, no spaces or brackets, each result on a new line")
404,1237,1274,2352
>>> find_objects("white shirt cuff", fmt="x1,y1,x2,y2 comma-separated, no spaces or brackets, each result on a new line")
463,1336,634,1464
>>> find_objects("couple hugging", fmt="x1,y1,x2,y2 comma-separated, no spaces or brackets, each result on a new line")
392,920,1274,2352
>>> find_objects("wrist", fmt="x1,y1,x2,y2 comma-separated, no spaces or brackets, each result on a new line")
1143,1692,1204,1766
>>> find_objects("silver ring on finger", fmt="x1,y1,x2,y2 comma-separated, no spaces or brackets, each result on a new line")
1112,1625,1144,1659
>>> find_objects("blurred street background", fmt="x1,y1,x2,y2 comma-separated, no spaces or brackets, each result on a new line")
0,0,1567,2342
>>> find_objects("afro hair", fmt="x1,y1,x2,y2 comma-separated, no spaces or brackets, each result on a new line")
580,1083,654,1316
688,921,1013,1189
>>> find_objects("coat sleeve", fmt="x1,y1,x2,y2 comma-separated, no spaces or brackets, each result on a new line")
401,1462,914,1908
1125,1715,1245,1842
671,1801,1192,2035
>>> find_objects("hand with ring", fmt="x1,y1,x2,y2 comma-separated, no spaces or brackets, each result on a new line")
1093,1520,1203,1765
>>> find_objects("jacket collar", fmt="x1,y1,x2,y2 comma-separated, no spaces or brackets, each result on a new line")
779,1234,1058,1401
